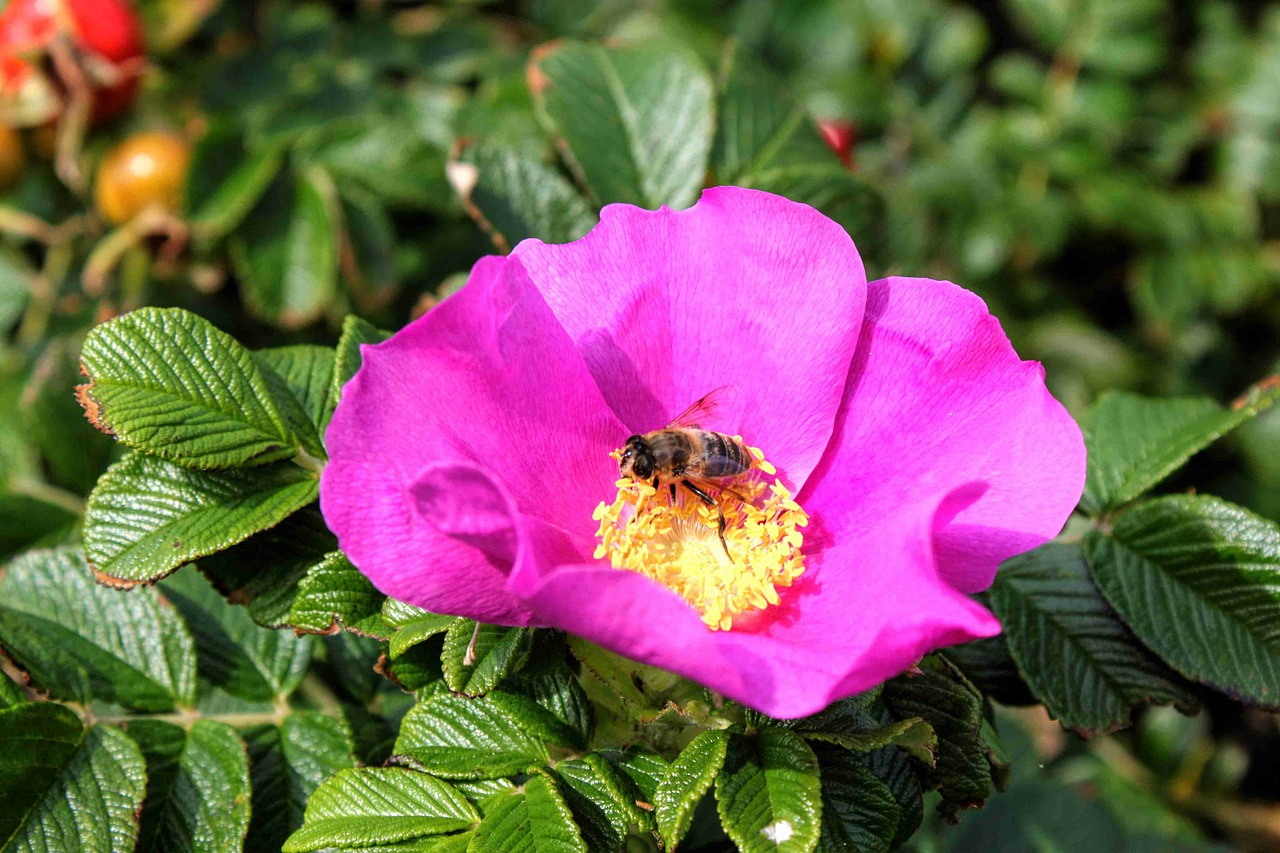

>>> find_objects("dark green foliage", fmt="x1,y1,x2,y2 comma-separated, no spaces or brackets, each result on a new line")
4,1,1280,850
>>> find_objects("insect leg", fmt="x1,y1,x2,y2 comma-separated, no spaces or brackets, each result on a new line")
669,483,677,501
682,479,732,560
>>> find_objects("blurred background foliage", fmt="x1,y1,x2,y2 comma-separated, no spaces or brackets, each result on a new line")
3,0,1280,849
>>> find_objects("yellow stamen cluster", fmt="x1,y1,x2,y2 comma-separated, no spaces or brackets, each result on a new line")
592,443,809,630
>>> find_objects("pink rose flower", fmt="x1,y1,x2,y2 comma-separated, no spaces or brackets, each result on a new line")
320,187,1084,718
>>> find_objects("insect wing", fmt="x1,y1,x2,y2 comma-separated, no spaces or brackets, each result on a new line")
665,385,741,430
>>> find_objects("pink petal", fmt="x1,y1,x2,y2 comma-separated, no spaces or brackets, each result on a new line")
512,276,1080,717
514,484,997,718
320,256,626,623
512,186,867,490
802,276,1086,594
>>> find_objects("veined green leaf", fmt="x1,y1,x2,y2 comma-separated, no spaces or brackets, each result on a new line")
282,767,477,852
287,551,388,636
530,39,714,209
441,621,533,696
713,48,835,185
866,745,923,846
1081,387,1280,513
603,749,669,804
470,774,587,853
129,719,251,853
501,653,593,749
883,656,1002,818
197,506,336,629
243,712,357,853
0,548,196,710
77,307,302,469
989,542,1197,734
393,693,551,779
449,140,597,252
812,744,900,853
84,452,319,585
555,754,648,852
0,703,146,852
332,315,391,410
186,125,287,240
161,570,313,701
388,612,456,659
254,345,336,453
231,168,340,331
655,729,729,850
802,717,937,765
1085,495,1280,707
715,729,822,853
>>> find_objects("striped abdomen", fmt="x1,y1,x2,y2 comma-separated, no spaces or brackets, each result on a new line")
690,430,749,479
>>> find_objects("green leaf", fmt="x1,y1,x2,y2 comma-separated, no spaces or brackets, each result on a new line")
486,691,584,750
322,632,385,706
1084,495,1280,707
883,656,998,818
803,718,938,765
382,597,435,630
0,548,196,710
186,125,287,240
161,570,313,701
254,345,337,442
197,506,336,628
1081,387,1280,513
243,712,357,853
388,612,456,659
449,140,597,252
442,621,533,696
129,719,251,853
282,767,478,852
942,634,1037,707
311,119,450,209
76,307,301,469
84,452,319,585
715,729,822,853
470,774,587,853
21,341,114,494
716,722,824,850
0,674,23,708
945,777,1124,852
655,729,729,850
332,315,391,411
812,745,899,853
713,48,834,184
231,168,340,330
565,636,647,709
989,542,1197,734
0,244,31,335
865,746,923,846
380,641,445,693
287,551,388,636
394,693,551,779
554,754,648,852
502,649,593,749
0,494,78,562
340,189,399,313
530,40,714,209
0,704,146,852
605,749,669,804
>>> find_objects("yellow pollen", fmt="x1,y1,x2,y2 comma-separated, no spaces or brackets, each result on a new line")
593,441,809,630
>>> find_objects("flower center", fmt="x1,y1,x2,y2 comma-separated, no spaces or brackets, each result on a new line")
592,442,809,630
